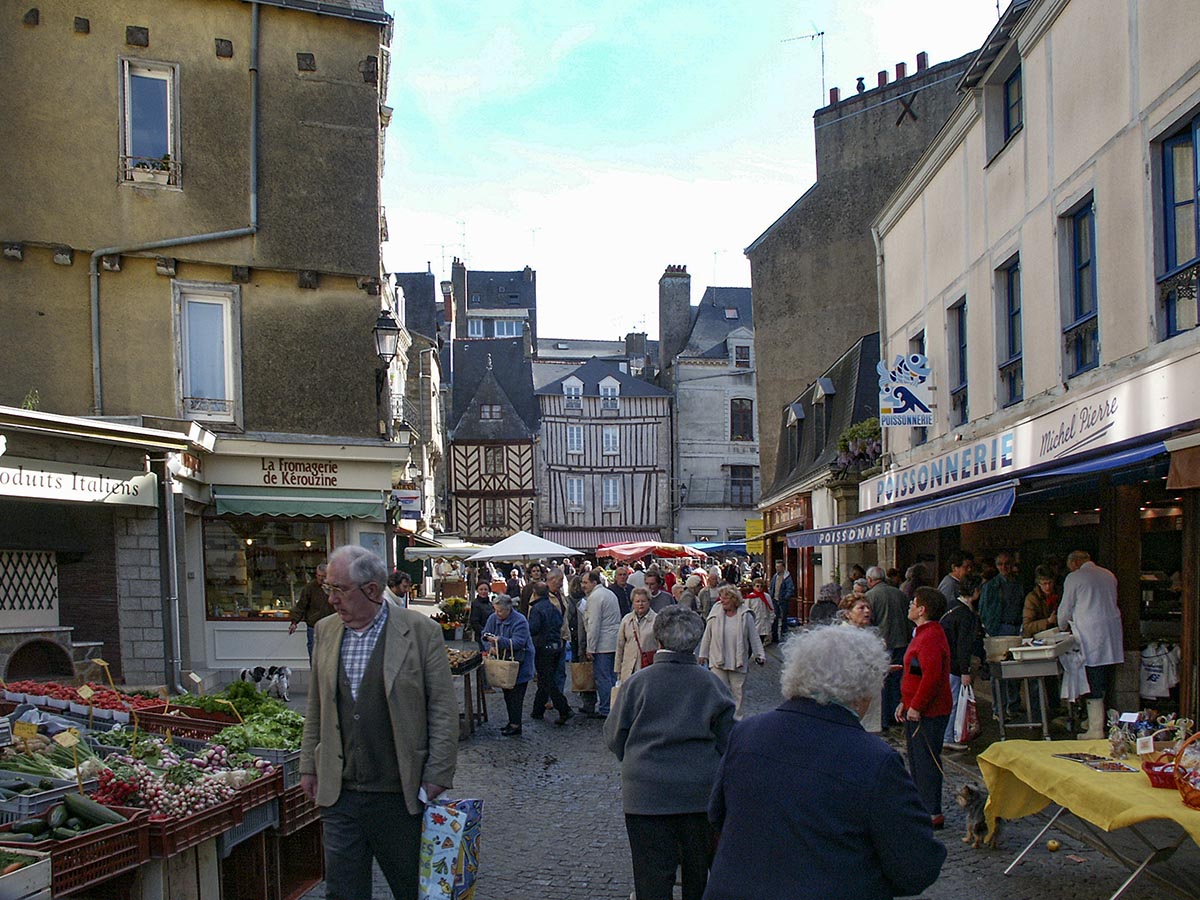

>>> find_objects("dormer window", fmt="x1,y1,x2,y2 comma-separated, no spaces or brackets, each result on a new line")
733,345,751,369
563,378,583,410
479,404,502,420
724,308,739,319
600,377,620,410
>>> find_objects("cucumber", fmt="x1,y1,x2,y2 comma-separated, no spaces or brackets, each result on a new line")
0,832,35,843
46,804,68,829
52,827,80,841
65,818,83,830
62,793,126,826
36,779,54,791
9,819,47,836
0,788,17,799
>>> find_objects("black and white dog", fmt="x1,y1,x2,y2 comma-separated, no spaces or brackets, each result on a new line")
239,665,292,701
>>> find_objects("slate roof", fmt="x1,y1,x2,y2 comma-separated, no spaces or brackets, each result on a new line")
244,0,390,25
449,339,539,440
677,287,753,361
394,271,441,341
537,337,660,362
765,333,880,500
535,357,670,398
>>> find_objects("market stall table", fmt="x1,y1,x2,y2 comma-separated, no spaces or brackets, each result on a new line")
980,738,1200,900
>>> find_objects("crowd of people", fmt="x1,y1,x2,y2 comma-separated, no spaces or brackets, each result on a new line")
299,544,1124,900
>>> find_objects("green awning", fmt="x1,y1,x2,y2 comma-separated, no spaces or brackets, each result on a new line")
212,486,385,521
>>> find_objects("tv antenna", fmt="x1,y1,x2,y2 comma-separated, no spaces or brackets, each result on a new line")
782,29,826,100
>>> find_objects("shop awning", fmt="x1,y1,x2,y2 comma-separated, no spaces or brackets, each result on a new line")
540,529,661,549
1031,441,1167,479
212,486,385,520
786,481,1017,548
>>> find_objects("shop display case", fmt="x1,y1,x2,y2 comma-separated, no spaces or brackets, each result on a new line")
204,519,330,621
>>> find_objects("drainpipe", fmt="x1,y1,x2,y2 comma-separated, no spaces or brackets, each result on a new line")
89,0,261,414
154,458,186,694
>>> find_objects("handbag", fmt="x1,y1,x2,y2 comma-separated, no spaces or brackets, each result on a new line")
418,796,484,900
569,660,595,692
954,682,981,743
632,622,655,670
482,641,519,691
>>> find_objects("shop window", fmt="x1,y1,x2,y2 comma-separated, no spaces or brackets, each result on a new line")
567,476,584,511
602,475,620,510
998,258,1023,407
1064,200,1099,376
120,59,179,186
730,398,754,442
173,281,241,426
1159,116,1200,338
949,300,968,426
203,518,330,620
494,319,522,338
467,318,484,338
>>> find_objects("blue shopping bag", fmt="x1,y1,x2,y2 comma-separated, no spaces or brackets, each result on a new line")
417,796,483,900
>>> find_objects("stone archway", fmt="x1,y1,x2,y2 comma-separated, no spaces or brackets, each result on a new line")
4,639,74,680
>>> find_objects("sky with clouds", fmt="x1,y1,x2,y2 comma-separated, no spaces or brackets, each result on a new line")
380,0,1004,339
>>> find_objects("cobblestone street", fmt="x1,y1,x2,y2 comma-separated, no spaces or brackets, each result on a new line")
305,641,1197,899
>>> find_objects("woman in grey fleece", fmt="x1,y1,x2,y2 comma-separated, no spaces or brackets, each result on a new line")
604,606,736,900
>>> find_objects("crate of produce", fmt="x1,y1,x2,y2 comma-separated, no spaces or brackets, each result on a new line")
146,796,243,858
248,748,300,789
217,799,279,859
136,705,239,740
0,806,148,897
0,846,50,900
237,770,283,814
0,773,100,826
277,784,320,837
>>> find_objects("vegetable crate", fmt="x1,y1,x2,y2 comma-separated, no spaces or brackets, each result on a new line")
237,770,283,813
248,748,301,789
0,773,100,826
0,846,50,900
268,821,324,900
0,807,149,897
135,705,239,740
146,796,243,858
276,785,320,837
217,800,279,859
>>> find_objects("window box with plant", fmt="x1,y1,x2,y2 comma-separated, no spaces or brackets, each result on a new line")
126,153,177,185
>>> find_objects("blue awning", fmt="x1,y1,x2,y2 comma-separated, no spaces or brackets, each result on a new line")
1026,441,1166,479
691,541,747,554
786,481,1017,548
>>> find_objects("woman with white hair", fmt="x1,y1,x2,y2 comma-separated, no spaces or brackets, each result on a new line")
605,607,735,900
698,585,766,719
705,626,946,900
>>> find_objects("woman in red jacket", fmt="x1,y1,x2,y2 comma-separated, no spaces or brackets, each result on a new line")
896,586,952,828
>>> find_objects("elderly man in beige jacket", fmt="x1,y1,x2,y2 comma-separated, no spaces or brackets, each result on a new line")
300,545,458,900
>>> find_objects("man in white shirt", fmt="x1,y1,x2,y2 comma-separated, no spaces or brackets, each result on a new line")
1058,550,1124,739
627,561,647,590
584,569,622,718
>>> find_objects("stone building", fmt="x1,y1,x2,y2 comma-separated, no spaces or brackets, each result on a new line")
0,0,399,686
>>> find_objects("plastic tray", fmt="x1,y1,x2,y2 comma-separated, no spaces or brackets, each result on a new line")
146,796,243,858
216,799,279,859
135,705,239,740
237,770,283,813
0,772,100,825
0,845,50,899
277,784,320,837
248,748,301,789
0,806,149,897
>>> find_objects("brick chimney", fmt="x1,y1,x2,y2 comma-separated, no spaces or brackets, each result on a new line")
895,61,907,80
917,51,928,72
439,280,453,325
451,257,467,340
658,264,691,377
877,70,888,88
829,86,840,105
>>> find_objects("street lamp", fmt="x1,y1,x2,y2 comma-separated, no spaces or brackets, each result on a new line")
373,308,401,405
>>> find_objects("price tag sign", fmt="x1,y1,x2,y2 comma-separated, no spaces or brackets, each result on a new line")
77,685,95,701
53,731,80,748
1136,736,1155,756
13,721,38,740
1119,712,1140,724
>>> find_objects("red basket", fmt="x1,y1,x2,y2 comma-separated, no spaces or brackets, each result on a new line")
0,806,149,896
147,795,244,857
1142,760,1180,789
135,704,239,740
238,769,283,813
278,784,321,836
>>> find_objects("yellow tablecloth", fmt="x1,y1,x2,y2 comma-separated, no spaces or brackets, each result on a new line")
978,739,1200,845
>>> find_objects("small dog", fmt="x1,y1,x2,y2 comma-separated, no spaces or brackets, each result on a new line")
956,783,1001,849
239,665,292,702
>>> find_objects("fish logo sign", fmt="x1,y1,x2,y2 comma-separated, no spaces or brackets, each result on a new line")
878,354,934,427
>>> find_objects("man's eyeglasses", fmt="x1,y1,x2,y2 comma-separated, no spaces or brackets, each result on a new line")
327,582,369,598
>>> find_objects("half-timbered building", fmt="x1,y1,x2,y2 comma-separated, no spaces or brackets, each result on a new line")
446,339,539,542
535,358,671,551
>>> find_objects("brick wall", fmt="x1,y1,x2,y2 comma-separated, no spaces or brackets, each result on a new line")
57,506,124,677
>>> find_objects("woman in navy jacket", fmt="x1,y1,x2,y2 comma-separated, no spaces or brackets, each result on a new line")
705,625,946,900
482,594,536,735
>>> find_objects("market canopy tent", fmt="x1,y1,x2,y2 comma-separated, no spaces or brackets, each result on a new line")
465,531,583,562
691,541,747,555
401,542,490,561
596,540,709,561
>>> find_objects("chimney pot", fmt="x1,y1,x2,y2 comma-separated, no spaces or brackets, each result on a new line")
896,61,907,80
829,86,840,104
917,51,928,72
877,70,888,88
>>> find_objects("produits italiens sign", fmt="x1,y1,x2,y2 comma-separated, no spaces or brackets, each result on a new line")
859,351,1200,513
0,455,157,507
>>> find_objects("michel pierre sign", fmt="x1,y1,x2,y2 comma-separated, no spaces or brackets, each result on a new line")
859,351,1198,513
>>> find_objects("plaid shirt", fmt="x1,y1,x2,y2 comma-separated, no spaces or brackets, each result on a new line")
340,600,389,701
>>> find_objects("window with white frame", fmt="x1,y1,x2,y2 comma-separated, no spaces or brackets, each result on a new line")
467,318,484,338
602,425,619,455
483,445,505,473
567,425,584,454
563,379,583,409
567,476,584,510
121,59,178,185
602,475,620,510
174,282,241,424
600,381,620,409
494,318,522,338
479,404,502,420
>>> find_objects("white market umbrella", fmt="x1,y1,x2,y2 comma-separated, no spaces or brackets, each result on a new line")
465,530,583,563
